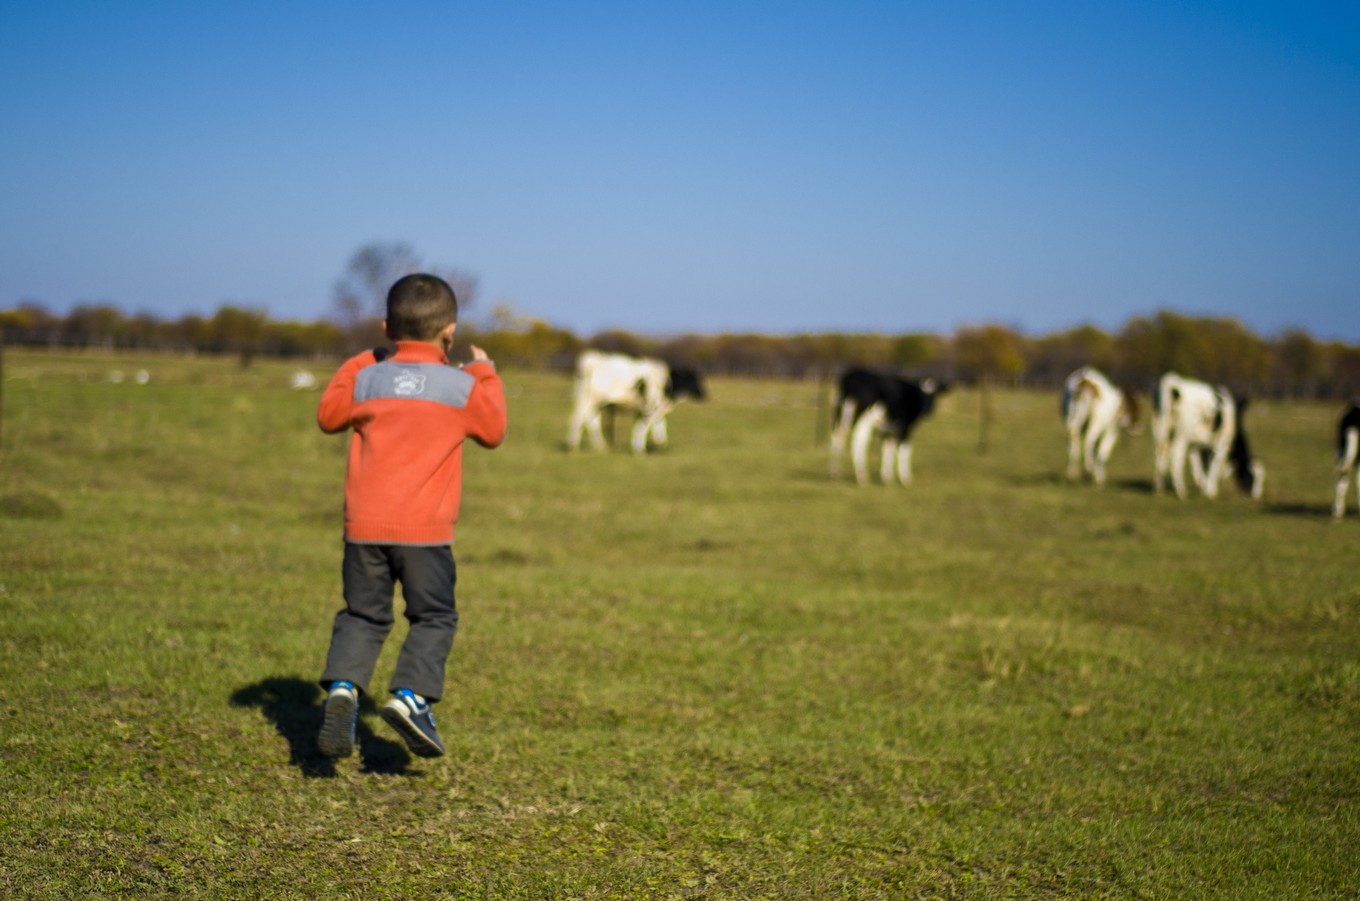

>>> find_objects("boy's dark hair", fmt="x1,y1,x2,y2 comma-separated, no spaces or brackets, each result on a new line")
385,274,459,341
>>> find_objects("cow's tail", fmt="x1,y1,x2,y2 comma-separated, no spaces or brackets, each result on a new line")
1060,367,1087,421
1062,375,1098,427
1152,374,1180,431
1152,374,1174,417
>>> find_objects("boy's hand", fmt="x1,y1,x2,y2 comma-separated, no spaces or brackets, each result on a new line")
469,345,490,362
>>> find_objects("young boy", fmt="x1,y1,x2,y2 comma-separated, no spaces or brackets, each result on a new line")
315,273,506,759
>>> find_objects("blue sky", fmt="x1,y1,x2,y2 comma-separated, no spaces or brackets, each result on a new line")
2,1,1357,340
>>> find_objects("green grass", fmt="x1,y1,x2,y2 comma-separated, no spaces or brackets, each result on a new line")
2,349,1358,898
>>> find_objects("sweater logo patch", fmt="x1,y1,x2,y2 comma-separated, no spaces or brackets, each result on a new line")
393,369,427,396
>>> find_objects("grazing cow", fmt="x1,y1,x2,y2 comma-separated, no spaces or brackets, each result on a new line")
1061,366,1140,487
829,367,948,485
1333,402,1360,519
1152,372,1265,500
566,350,705,454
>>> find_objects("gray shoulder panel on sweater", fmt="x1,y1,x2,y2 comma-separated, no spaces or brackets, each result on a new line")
354,362,475,408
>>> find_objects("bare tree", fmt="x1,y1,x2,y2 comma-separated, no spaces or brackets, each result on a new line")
332,242,479,349
332,242,421,331
436,267,480,316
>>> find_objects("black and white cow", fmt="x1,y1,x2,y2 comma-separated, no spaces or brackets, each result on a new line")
829,367,948,485
1061,366,1140,487
1153,372,1265,500
1333,402,1360,519
566,350,705,454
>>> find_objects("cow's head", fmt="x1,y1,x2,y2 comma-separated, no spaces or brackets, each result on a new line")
919,379,949,414
1229,396,1265,500
666,367,706,402
920,377,948,395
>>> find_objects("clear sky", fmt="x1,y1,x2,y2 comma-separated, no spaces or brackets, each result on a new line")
2,1,1357,340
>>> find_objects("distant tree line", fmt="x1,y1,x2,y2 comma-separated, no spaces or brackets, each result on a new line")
2,300,1358,400
0,301,348,360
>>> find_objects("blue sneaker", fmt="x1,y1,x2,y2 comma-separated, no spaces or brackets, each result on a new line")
317,681,358,758
380,689,445,757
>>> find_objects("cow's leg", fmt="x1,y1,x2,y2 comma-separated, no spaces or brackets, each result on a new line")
1200,443,1228,499
1336,461,1354,520
631,406,667,454
1067,430,1084,481
1202,454,1224,499
895,441,913,485
829,402,855,479
1082,427,1103,483
880,436,898,484
1202,458,1223,498
585,408,608,451
850,405,885,486
1153,428,1171,495
1066,398,1089,481
1336,428,1359,518
1092,428,1117,487
566,400,589,451
1169,437,1190,499
1188,446,1211,495
650,414,670,450
602,405,615,447
631,414,651,454
566,413,581,451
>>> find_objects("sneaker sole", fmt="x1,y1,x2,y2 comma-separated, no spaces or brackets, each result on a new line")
317,692,358,758
379,703,445,758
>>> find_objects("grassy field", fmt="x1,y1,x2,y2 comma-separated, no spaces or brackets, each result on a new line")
1,347,1357,899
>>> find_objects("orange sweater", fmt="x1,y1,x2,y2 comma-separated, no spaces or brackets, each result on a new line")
317,341,507,545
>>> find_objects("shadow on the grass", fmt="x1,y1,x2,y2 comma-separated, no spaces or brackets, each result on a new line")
1110,477,1156,494
229,676,414,777
1263,500,1336,519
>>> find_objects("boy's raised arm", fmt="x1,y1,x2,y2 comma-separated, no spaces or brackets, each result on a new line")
463,347,507,448
317,353,366,434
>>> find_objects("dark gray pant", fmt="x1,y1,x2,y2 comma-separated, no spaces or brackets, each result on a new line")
320,543,458,702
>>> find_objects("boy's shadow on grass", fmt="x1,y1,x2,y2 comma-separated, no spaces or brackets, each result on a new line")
229,677,414,778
